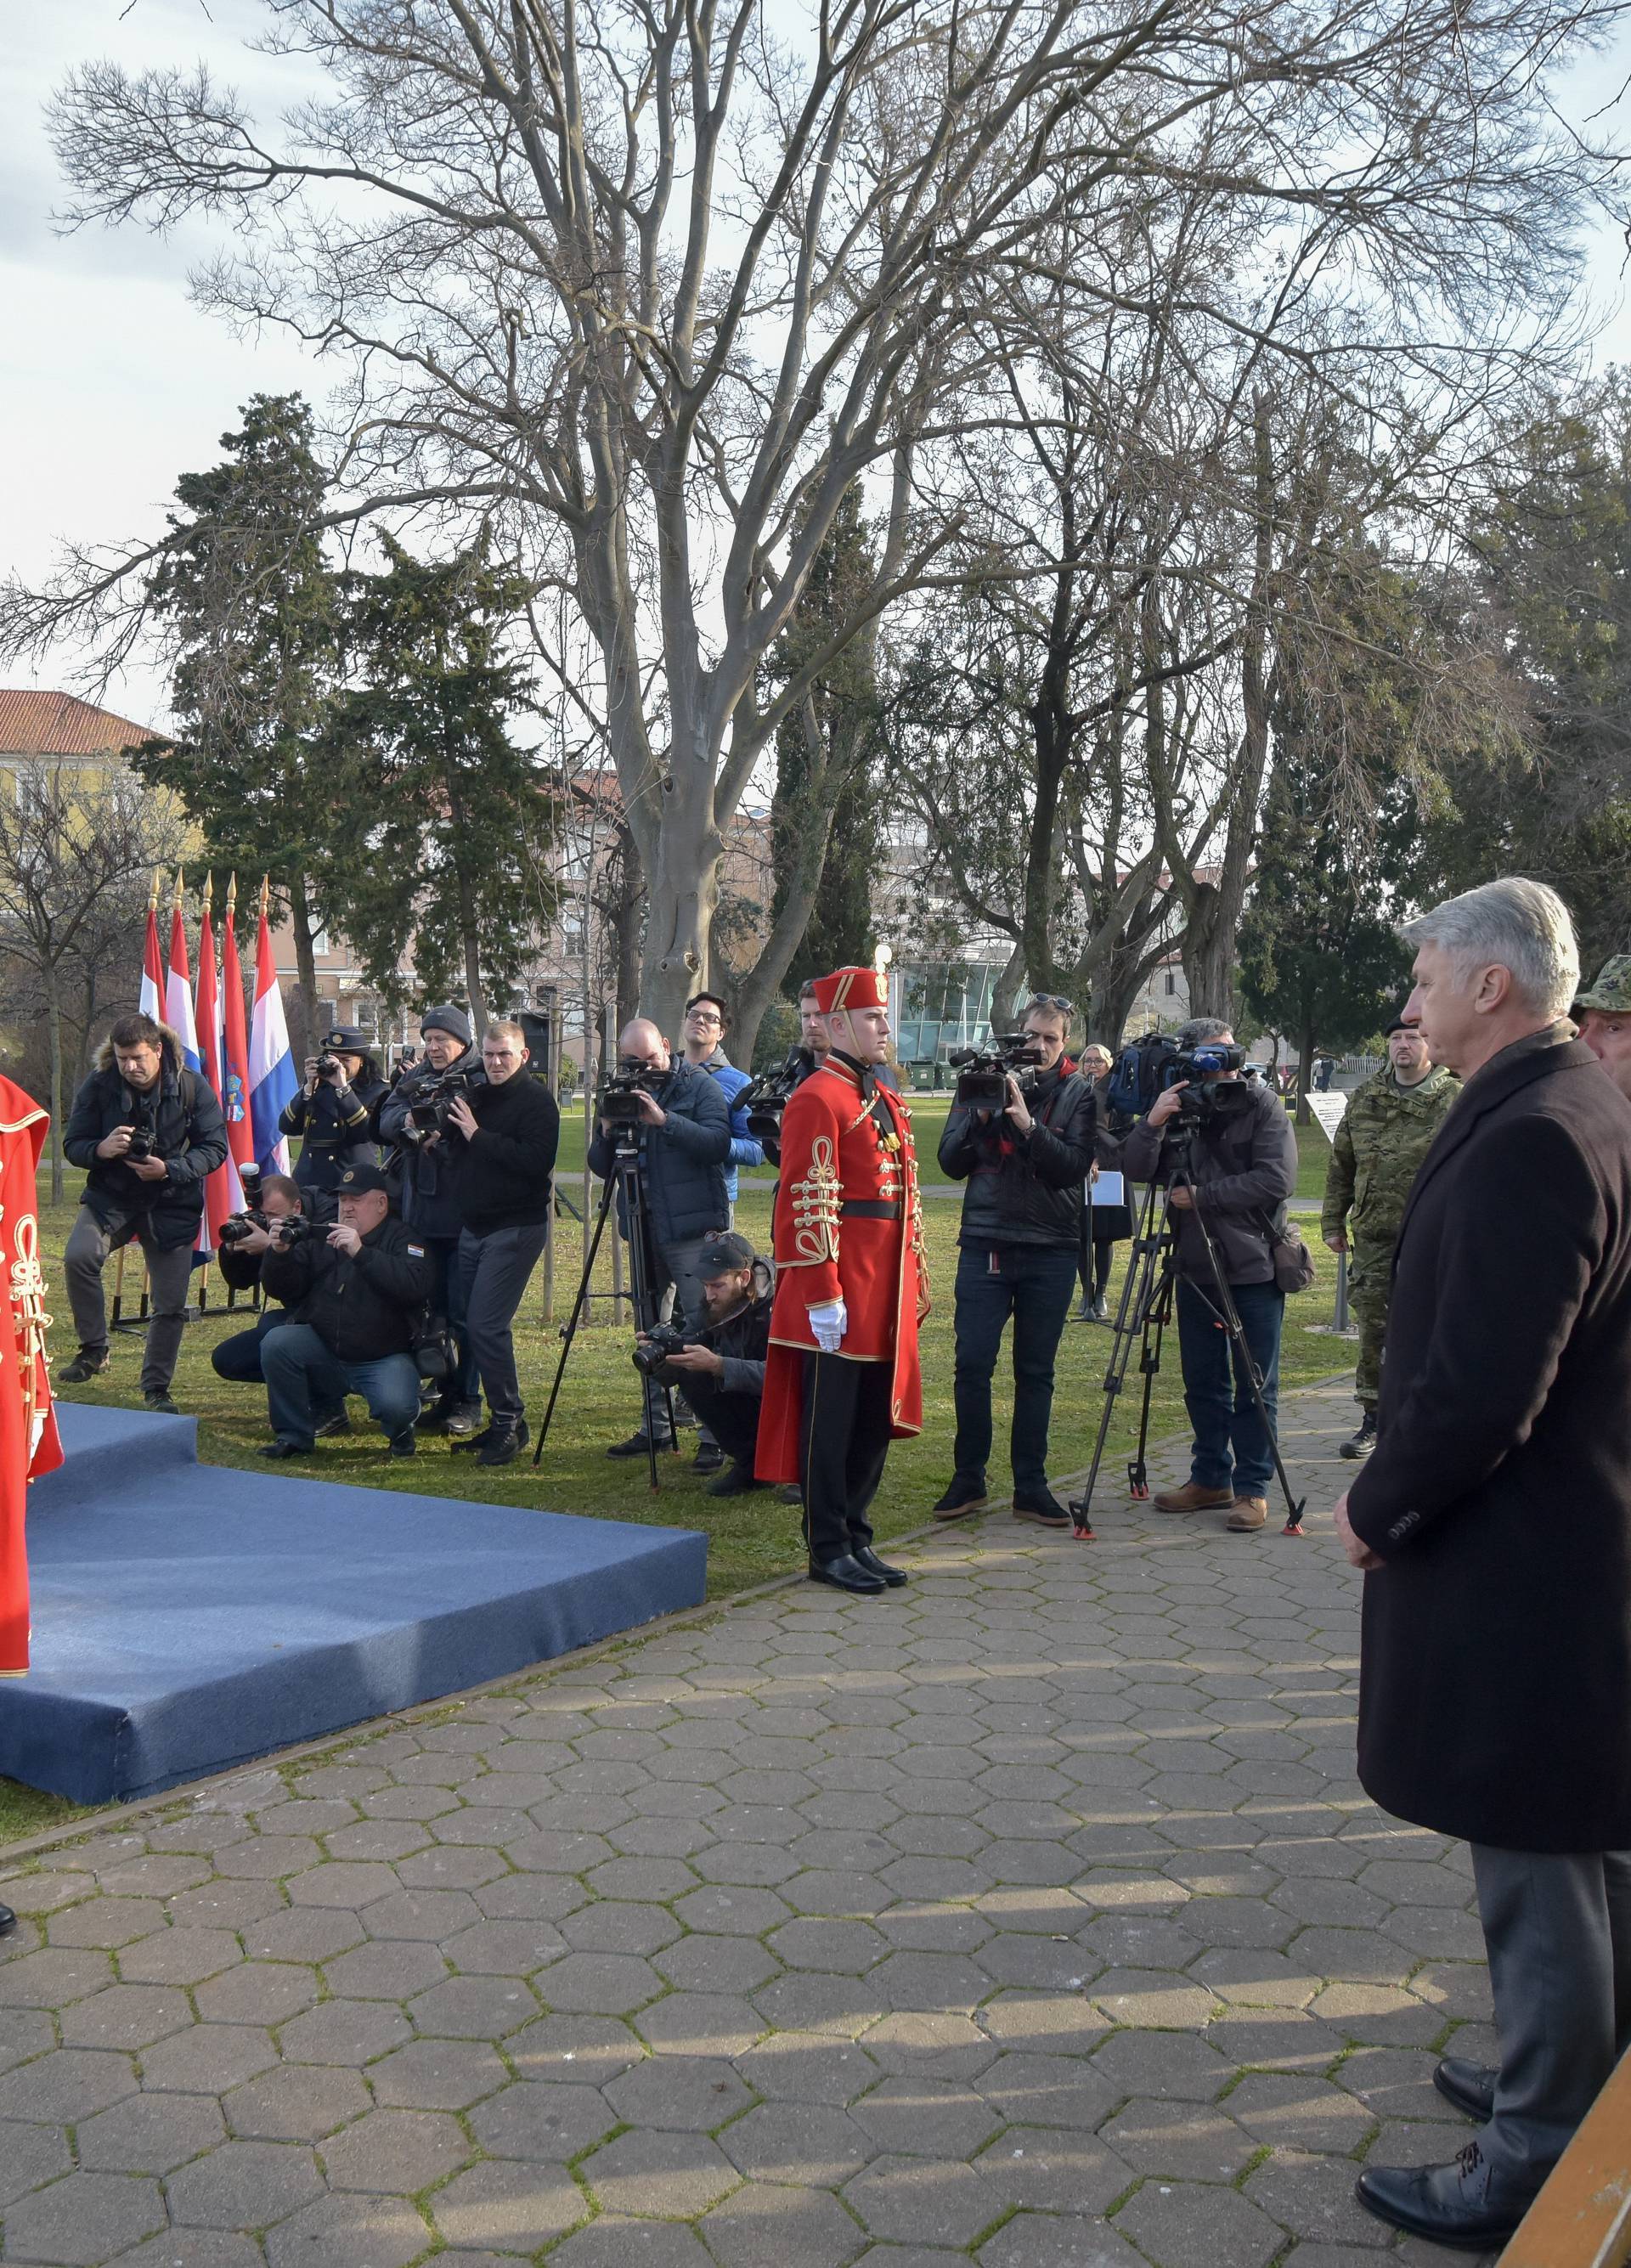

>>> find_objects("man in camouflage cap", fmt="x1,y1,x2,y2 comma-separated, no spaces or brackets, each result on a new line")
1321,1017,1460,1458
1572,954,1631,1103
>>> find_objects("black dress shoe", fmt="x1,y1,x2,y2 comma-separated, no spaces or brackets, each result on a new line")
808,1554,886,1595
258,1438,314,1458
706,1463,765,1498
932,1472,988,1520
477,1419,530,1468
144,1391,181,1416
692,1439,725,1475
0,1902,16,1938
1012,1487,1071,1529
1356,2140,1527,2250
606,1430,674,1458
388,1427,418,1458
853,1544,907,1588
314,1408,352,1438
1435,2055,1497,2122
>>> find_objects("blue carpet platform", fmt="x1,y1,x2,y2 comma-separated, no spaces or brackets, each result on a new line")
1,1405,708,1805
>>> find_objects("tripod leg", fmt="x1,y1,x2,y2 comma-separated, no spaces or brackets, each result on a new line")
619,1159,669,1494
531,1174,617,1466
1129,1264,1174,1499
1069,1186,1170,1538
1182,1176,1307,1534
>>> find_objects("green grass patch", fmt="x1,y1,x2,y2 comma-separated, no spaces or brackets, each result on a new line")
3,1168,1353,1843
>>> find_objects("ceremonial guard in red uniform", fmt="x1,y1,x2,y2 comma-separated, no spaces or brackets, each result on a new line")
756,966,928,1594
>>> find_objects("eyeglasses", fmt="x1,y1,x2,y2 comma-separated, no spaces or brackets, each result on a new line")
686,1009,722,1025
1026,994,1073,1016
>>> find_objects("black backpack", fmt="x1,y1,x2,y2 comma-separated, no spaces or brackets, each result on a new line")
1106,1034,1181,1120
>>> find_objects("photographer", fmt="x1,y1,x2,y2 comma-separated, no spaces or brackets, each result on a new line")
211,1176,343,1436
60,1013,229,1412
377,1006,485,1435
443,1020,559,1467
1122,1017,1297,1533
257,1163,433,1458
636,1231,770,1497
679,993,763,1473
588,1018,731,1458
279,1025,387,1198
933,995,1096,1528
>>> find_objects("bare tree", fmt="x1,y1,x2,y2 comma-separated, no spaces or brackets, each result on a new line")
0,769,192,1199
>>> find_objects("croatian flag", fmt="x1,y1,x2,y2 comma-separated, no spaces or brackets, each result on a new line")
166,900,202,1076
249,901,296,1175
218,894,256,1209
139,890,165,1024
194,897,232,1255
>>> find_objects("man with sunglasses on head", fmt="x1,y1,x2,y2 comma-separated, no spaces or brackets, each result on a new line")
933,994,1097,1528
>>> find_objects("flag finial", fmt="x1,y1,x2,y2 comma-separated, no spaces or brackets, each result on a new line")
226,872,237,914
172,866,185,912
200,872,213,917
259,876,269,919
149,869,161,912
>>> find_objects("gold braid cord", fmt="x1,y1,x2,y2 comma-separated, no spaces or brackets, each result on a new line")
9,1212,51,1448
788,1133,841,1267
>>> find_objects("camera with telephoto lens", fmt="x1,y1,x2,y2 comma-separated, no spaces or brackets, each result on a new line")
1169,1041,1251,1125
599,1060,658,1128
408,1065,476,1139
948,1031,1046,1109
738,1044,816,1143
631,1322,690,1377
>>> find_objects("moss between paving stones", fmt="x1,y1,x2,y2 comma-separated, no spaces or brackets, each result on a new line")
3,1184,1352,1845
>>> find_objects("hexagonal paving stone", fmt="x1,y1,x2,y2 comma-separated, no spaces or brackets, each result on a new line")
977,2209,1147,2267
508,2012,647,2085
655,1933,782,1997
1090,2025,1230,2101
1,2170,166,2265
322,1938,449,2001
550,2216,714,2267
166,2138,325,2227
370,2036,510,2109
222,2060,371,2142
118,1929,244,1988
0,2047,138,2123
851,2075,1002,2159
605,2053,753,2132
277,1996,412,2067
843,2154,998,2249
541,1949,663,2014
75,2090,225,2175
432,2158,590,2250
973,2124,1132,2214
48,1898,166,1950
700,2179,869,2268
584,2127,741,2219
721,2102,872,2187
976,2050,1119,2130
0,1947,115,2007
263,2192,431,2268
408,1972,539,2038
635,1991,766,2057
470,2081,619,2161
193,1962,319,2028
321,2106,472,2192
1225,2068,1379,2152
0,2116,73,2205
445,1917,567,1975
735,2031,878,2106
104,2234,265,2268
1100,2095,1259,2182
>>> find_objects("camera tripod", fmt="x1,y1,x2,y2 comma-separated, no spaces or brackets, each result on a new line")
1069,1129,1306,1540
532,1133,675,1491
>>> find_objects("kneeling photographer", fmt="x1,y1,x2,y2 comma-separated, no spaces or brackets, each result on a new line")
212,1173,342,1435
1121,1017,1297,1533
934,995,1096,1529
443,1020,559,1468
635,1231,770,1498
377,1006,485,1435
257,1164,433,1459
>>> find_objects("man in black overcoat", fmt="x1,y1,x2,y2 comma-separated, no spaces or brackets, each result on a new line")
1333,876,1631,2250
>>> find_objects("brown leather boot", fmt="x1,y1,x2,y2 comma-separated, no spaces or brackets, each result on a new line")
1227,1495,1268,1531
1152,1481,1235,1515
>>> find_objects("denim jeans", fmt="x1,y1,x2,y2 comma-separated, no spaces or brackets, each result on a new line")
261,1323,421,1448
1175,1276,1285,1497
951,1243,1080,1493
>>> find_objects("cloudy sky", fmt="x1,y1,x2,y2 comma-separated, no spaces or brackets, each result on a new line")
6,0,1631,734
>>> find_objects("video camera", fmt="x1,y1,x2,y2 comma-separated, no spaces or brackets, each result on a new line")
1169,1041,1251,1126
599,1060,660,1130
948,1032,1046,1109
632,1323,690,1376
738,1045,816,1143
408,1065,477,1140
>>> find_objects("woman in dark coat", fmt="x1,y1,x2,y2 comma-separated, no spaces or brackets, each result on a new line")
1335,878,1631,2253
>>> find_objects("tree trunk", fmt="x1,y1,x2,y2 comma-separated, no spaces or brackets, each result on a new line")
46,981,64,1205
639,748,717,1031
1297,1009,1316,1126
989,939,1029,1036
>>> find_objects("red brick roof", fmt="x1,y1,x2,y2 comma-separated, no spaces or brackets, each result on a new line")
0,689,163,759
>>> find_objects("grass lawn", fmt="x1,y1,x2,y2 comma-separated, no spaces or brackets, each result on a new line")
3,1146,1354,1847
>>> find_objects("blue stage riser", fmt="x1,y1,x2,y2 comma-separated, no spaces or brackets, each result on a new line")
3,1406,708,1803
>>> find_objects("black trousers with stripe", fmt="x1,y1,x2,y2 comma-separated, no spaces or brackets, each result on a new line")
799,1351,894,1564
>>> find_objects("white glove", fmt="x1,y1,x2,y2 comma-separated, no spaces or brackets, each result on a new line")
809,1299,848,1354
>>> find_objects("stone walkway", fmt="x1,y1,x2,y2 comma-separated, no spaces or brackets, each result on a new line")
0,1379,1502,2268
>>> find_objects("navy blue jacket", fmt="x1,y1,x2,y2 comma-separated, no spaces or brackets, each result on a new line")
588,1055,731,1249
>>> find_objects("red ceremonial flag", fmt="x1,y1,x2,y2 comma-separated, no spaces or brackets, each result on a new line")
219,879,256,1204
0,1075,64,1678
195,883,232,1252
139,872,165,1024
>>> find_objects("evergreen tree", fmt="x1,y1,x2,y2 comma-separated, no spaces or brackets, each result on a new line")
323,537,556,1027
136,394,342,1055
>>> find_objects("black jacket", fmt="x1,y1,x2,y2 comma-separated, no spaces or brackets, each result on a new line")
1121,1077,1297,1285
1348,1029,1631,1852
280,1059,389,1193
377,1052,485,1238
588,1055,731,1249
939,1063,1097,1249
660,1270,772,1401
260,1212,434,1364
64,1025,229,1251
454,1074,560,1237
217,1193,336,1305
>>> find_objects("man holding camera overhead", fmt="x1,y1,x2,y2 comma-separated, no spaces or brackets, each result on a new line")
377,1005,485,1436
1121,1016,1298,1532
933,994,1096,1528
589,1018,732,1458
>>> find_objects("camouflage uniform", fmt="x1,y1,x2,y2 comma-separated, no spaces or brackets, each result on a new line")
1320,1063,1461,1408
1574,955,1631,1014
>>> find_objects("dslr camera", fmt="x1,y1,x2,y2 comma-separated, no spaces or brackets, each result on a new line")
408,1065,477,1140
217,1208,270,1246
600,1059,659,1129
632,1323,690,1376
314,1052,342,1079
738,1044,816,1144
948,1031,1046,1110
268,1216,314,1247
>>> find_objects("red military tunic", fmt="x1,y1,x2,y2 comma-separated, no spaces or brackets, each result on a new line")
0,1077,64,1677
755,1055,928,1483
